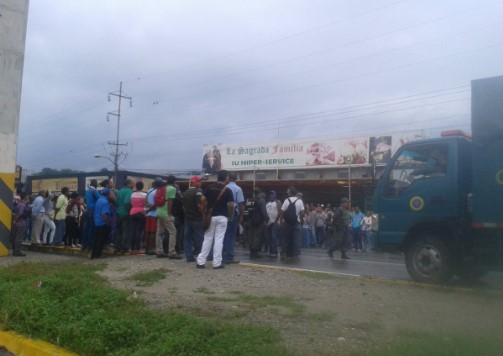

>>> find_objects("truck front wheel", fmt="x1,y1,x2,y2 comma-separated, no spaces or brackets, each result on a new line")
405,236,454,284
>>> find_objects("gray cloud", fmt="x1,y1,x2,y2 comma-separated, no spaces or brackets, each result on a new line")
17,0,503,174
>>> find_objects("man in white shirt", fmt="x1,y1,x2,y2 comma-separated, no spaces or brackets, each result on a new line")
279,187,304,259
266,191,281,257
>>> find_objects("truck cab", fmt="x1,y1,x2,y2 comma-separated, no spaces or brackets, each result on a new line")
374,134,474,282
373,75,503,284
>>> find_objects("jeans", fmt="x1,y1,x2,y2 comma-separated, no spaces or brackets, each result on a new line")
53,219,65,245
41,214,55,244
249,223,265,256
197,215,228,268
362,229,372,251
115,215,132,252
91,225,111,259
352,227,362,250
315,226,325,247
131,213,145,251
222,213,239,262
267,223,280,255
184,219,204,261
302,227,315,248
281,222,300,258
82,208,95,250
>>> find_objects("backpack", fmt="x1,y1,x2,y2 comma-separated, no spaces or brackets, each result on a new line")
154,186,166,207
283,198,298,225
251,198,264,225
22,204,32,219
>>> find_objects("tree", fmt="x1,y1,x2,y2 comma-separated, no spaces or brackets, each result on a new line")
36,168,81,175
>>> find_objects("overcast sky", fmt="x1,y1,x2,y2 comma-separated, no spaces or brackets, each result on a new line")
17,0,503,174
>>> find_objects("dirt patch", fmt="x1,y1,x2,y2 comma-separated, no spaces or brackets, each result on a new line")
93,255,503,355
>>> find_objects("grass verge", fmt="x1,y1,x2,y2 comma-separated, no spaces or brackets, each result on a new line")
362,329,503,356
0,262,288,356
129,268,170,286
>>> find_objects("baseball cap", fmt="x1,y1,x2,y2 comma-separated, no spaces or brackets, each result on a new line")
190,176,202,183
269,190,276,195
153,177,166,187
340,197,349,203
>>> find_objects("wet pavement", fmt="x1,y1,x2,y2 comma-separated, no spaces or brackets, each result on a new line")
234,246,503,290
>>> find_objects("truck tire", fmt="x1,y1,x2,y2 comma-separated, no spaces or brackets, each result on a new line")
405,236,454,284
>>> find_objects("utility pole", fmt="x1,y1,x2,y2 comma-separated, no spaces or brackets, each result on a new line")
107,82,132,190
0,1,29,257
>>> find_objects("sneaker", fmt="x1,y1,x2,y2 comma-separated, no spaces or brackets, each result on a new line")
168,254,183,260
186,258,196,263
341,254,351,260
156,253,169,258
196,264,205,269
213,264,225,269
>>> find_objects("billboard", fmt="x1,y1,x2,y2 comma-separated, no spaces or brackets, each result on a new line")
202,130,429,172
31,177,79,193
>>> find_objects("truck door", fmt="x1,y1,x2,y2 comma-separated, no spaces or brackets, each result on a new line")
376,141,455,245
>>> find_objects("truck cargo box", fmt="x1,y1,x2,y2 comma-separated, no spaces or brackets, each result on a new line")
471,75,503,227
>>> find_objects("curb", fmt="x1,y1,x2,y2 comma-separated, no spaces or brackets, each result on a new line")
239,262,503,298
0,330,77,356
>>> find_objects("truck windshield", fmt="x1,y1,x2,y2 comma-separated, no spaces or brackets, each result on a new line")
385,143,448,198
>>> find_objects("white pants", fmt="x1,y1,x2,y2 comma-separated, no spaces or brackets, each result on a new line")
197,215,228,268
42,214,56,244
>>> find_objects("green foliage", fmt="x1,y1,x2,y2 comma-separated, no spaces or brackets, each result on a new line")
193,286,215,294
129,268,169,286
361,330,503,356
35,168,82,176
0,262,288,356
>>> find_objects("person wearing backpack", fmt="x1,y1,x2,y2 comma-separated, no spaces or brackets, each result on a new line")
249,188,269,258
115,179,134,254
279,186,304,259
182,176,205,262
82,179,101,251
12,192,29,256
155,175,182,259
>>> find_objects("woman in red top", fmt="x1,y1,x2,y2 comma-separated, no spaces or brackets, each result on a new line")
130,181,147,254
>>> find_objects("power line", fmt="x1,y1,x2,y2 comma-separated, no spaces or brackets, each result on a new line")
20,85,468,165
124,0,410,83
132,1,497,101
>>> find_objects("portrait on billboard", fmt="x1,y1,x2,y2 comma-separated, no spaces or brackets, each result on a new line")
369,136,392,164
202,144,222,173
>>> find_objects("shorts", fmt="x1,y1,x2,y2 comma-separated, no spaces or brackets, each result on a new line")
145,216,157,233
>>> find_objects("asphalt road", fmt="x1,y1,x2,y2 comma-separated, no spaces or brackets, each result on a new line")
234,246,503,290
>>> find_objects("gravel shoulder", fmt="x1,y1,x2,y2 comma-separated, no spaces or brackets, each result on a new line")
2,252,503,355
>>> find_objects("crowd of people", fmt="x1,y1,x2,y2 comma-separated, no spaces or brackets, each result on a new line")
10,171,377,268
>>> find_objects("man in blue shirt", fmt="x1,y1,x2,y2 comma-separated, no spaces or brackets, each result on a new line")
351,206,364,252
82,179,101,251
222,172,244,264
91,188,111,259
